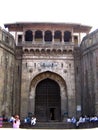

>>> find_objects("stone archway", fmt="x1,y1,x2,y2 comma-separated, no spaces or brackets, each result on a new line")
29,71,68,121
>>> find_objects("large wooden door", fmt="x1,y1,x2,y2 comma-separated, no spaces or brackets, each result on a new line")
35,78,61,122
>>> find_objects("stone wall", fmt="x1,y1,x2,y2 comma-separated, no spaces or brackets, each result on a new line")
0,28,15,118
81,29,98,116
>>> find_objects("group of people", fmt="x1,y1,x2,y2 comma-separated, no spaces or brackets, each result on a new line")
9,114,20,128
0,114,20,128
67,115,98,127
24,115,36,125
9,115,37,128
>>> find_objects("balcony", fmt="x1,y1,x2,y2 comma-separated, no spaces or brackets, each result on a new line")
17,41,76,49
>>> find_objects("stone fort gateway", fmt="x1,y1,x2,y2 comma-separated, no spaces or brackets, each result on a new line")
0,22,98,122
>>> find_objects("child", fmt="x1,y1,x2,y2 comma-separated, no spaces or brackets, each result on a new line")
13,115,20,128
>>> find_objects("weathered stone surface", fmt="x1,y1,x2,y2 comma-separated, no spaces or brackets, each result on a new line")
1,22,98,122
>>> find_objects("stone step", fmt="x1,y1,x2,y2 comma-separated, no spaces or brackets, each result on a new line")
20,122,76,129
2,121,98,129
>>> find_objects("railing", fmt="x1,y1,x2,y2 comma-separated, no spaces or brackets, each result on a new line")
17,41,75,48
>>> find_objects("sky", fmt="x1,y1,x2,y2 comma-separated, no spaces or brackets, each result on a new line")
0,0,98,32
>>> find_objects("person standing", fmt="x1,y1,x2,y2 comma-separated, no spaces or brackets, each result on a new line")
13,115,20,128
0,116,3,128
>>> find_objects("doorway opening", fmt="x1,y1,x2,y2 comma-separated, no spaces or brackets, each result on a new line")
50,108,55,120
35,78,61,122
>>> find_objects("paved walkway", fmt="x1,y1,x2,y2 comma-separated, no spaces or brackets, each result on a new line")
0,128,98,130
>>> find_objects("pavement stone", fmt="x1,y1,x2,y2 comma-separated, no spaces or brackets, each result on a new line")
0,128,98,130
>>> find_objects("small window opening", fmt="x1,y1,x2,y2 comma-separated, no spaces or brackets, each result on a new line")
64,31,71,42
18,35,22,43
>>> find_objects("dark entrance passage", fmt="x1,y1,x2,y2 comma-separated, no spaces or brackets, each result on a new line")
50,108,55,120
35,78,61,122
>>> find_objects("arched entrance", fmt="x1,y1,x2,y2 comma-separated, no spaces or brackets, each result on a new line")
35,78,61,122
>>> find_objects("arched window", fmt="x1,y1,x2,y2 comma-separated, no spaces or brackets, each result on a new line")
30,49,34,53
54,31,62,42
63,49,67,54
24,49,29,53
35,30,43,42
44,30,52,42
57,49,62,54
64,31,71,42
25,30,33,41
